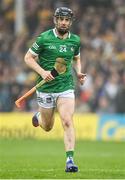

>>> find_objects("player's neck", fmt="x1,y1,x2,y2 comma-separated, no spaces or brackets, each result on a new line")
55,28,69,39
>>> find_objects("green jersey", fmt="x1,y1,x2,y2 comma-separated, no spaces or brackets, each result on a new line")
29,28,80,93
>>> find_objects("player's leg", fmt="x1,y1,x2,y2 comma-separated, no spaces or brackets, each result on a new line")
57,97,75,152
32,107,55,131
32,91,55,131
57,91,78,172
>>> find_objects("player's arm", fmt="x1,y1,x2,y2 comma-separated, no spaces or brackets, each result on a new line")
73,55,86,85
24,51,54,82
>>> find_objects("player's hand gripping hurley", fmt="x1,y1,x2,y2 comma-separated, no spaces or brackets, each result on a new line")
15,58,66,108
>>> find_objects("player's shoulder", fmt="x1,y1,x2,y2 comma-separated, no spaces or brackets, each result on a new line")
39,29,53,39
70,32,80,43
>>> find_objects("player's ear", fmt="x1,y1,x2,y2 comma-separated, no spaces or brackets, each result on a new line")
70,21,72,26
53,17,57,25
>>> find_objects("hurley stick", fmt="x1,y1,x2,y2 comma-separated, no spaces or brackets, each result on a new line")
15,58,66,108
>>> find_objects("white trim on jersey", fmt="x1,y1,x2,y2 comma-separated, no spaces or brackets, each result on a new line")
53,28,57,37
29,48,38,56
53,28,71,38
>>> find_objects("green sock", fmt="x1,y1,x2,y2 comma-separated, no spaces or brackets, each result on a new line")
66,151,74,158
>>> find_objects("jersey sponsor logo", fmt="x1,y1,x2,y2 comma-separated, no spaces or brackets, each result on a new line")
48,45,56,49
59,45,67,52
32,42,39,50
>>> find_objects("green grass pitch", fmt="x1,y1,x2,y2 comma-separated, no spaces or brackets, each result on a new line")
0,139,125,179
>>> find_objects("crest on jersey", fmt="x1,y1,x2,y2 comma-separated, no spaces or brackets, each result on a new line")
71,47,74,52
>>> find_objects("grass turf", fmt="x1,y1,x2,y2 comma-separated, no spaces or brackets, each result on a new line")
0,139,125,179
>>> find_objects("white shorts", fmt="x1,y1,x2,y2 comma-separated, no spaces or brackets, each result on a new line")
36,89,75,108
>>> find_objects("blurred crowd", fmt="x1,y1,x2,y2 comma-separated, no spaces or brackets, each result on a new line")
0,0,125,113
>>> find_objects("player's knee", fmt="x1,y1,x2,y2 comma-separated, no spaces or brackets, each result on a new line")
41,117,54,132
61,116,73,128
43,125,53,132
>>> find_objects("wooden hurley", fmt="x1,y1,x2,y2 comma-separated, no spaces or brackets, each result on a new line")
15,58,66,108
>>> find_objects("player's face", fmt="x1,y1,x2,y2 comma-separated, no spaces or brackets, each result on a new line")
54,16,72,35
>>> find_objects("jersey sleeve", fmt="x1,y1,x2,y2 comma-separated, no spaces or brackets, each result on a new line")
74,37,80,57
29,34,43,56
